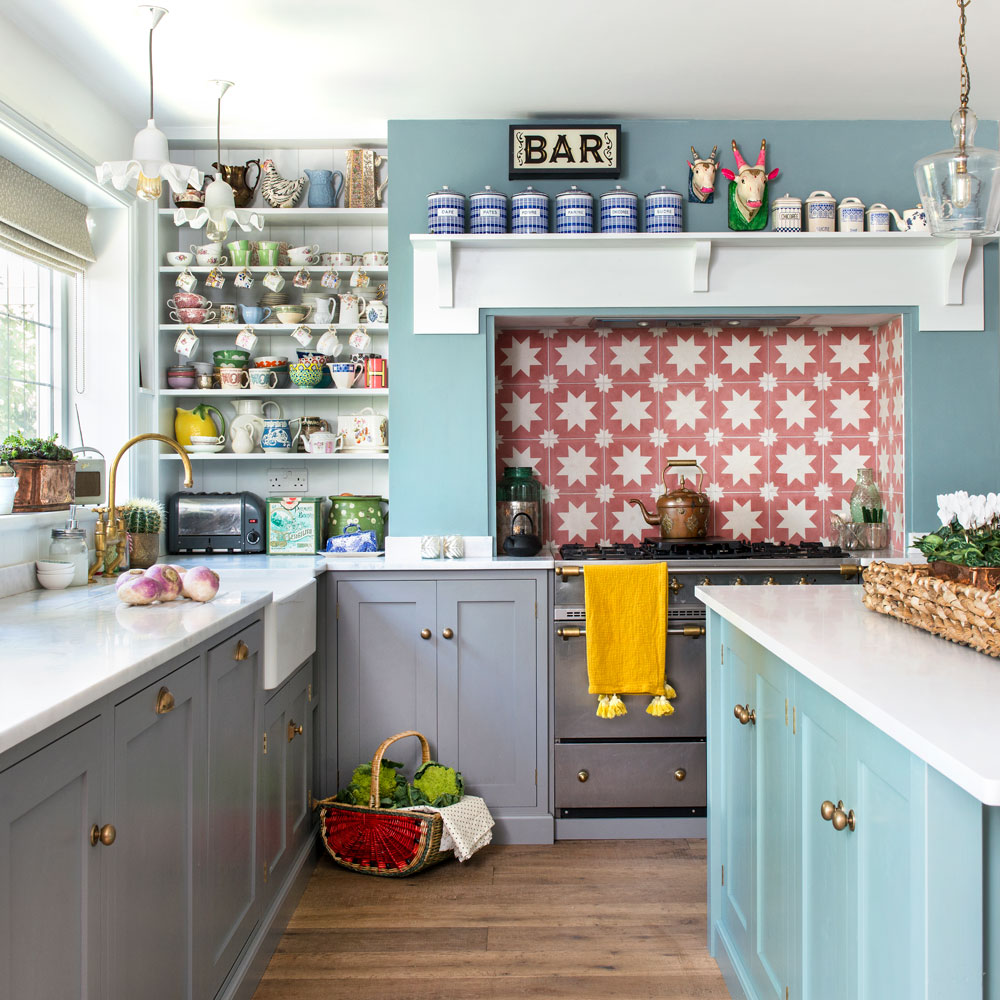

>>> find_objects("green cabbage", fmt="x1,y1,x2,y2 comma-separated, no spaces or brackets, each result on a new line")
411,761,464,807
338,758,405,806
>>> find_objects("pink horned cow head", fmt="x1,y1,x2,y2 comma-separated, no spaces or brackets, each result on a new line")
687,145,719,203
720,139,780,225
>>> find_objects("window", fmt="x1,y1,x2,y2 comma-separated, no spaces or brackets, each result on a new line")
0,246,68,441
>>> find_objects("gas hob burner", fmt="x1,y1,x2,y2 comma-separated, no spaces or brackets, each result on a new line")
558,538,847,561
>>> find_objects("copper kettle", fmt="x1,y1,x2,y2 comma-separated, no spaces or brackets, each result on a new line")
629,459,711,539
212,159,260,207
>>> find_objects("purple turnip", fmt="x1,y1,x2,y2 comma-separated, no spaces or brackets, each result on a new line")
115,568,146,591
118,576,162,605
144,565,182,601
181,565,219,602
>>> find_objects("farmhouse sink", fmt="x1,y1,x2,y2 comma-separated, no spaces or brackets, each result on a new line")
214,569,317,689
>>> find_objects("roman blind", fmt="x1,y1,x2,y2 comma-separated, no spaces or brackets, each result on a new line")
0,156,96,275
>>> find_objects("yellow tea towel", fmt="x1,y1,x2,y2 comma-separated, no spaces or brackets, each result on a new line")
583,562,676,718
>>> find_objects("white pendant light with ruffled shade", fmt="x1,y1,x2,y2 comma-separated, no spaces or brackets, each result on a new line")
173,80,263,242
95,6,201,201
915,0,1000,236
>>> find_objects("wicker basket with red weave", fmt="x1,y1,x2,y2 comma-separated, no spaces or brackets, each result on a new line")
317,730,452,877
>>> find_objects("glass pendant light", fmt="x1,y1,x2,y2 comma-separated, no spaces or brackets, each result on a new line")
95,6,201,201
914,0,1000,236
174,80,262,240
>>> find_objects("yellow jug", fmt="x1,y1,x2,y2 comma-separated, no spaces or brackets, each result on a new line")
174,405,226,446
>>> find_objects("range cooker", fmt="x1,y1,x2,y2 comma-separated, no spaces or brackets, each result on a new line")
552,539,861,827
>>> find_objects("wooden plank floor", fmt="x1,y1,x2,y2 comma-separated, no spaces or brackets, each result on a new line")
254,839,730,1000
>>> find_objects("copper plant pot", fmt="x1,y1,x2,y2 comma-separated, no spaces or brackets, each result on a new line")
929,561,1000,592
128,532,160,570
10,459,75,512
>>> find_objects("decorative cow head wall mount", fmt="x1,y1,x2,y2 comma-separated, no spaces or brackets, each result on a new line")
720,139,780,231
687,145,719,203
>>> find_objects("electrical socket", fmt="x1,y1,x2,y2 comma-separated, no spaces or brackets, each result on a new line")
267,469,308,492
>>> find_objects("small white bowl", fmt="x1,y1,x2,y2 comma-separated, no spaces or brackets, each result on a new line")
36,561,75,589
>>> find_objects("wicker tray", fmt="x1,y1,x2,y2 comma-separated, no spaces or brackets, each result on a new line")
862,560,1000,657
317,730,452,877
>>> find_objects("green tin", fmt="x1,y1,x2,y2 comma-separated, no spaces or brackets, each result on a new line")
266,496,325,554
327,495,387,551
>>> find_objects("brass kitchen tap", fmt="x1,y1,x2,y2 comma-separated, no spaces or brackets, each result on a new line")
88,434,193,582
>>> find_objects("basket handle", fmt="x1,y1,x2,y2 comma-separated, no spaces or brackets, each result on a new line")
369,730,431,808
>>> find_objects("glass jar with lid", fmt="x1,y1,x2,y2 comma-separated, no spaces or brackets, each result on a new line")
49,507,89,586
496,467,544,550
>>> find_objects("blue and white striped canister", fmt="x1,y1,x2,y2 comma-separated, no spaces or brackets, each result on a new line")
469,185,508,234
599,185,639,233
427,185,465,234
644,186,684,233
555,185,593,233
511,186,549,234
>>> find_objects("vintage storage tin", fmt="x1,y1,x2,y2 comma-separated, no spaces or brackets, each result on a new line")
644,186,684,233
771,193,802,232
866,202,891,232
427,185,465,234
600,185,639,233
511,185,549,233
469,184,508,234
265,496,324,554
555,185,594,233
804,190,836,233
837,196,866,233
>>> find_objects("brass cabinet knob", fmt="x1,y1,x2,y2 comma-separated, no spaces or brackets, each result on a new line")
674,768,687,782
733,703,756,725
442,627,454,639
820,799,837,821
90,823,116,847
154,687,175,715
798,577,812,586
764,576,778,586
234,640,249,660
577,770,589,782
420,628,432,640
821,799,856,832
733,576,745,586
669,577,684,595
287,720,303,742
699,576,712,586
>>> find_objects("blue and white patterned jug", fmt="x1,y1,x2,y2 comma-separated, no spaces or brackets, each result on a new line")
261,416,302,453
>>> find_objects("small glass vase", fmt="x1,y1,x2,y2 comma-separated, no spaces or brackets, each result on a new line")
849,468,883,524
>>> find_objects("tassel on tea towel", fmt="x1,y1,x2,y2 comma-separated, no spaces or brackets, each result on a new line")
583,562,675,718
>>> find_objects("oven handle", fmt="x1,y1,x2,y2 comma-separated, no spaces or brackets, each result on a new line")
556,625,705,640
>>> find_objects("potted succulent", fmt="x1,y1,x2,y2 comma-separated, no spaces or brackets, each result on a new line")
0,431,75,512
121,497,165,570
913,491,1000,590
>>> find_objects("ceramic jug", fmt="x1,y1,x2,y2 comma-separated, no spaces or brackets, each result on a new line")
261,415,303,453
310,296,337,325
889,204,929,232
304,168,344,208
230,424,257,454
338,293,368,327
212,159,260,208
174,404,226,447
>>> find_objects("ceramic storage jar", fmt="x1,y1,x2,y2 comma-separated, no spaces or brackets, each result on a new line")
600,185,639,233
427,185,465,234
771,193,802,232
511,186,549,233
555,185,594,233
644,186,684,233
469,185,508,234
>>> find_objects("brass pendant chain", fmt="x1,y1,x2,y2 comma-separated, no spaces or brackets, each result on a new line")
958,0,970,109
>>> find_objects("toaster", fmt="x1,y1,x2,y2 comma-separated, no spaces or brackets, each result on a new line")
167,491,265,554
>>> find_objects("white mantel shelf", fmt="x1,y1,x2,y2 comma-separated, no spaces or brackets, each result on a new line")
410,231,995,334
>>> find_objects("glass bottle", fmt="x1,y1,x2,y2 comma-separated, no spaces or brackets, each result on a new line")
496,467,544,549
49,507,89,587
849,468,883,523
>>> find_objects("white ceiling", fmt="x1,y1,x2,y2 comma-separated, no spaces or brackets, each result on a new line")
6,0,1000,142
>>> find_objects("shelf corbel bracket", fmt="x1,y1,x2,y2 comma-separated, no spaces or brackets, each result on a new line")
434,239,454,308
943,236,973,305
691,240,712,293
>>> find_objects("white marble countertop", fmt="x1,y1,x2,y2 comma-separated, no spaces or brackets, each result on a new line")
0,579,272,759
166,553,555,572
697,584,1000,805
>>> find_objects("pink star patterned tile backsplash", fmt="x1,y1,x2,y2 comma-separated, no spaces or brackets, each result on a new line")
495,321,905,550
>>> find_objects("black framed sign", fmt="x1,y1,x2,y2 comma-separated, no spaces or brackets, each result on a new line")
509,125,621,180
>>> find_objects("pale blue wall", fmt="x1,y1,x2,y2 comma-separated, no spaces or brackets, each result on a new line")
387,119,1000,538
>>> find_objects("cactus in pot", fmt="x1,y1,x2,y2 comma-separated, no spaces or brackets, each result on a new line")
121,497,164,570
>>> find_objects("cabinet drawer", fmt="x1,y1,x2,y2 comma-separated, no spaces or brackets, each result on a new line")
554,742,706,808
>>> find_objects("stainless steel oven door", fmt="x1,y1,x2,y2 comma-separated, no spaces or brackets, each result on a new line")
553,611,707,739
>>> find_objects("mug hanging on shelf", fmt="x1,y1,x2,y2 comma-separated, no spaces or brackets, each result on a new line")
174,327,199,357
176,268,198,292
291,325,313,346
234,267,254,289
349,327,372,352
321,268,340,289
235,326,258,351
205,267,226,289
350,269,371,289
293,268,312,289
263,269,285,292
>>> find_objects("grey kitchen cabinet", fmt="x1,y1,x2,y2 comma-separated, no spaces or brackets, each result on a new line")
110,654,205,1000
0,717,106,1000
335,575,546,827
260,657,314,907
201,623,263,998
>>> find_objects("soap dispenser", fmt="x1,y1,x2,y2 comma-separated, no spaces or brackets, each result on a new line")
49,505,89,587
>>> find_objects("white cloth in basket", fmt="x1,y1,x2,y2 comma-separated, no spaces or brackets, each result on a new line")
408,794,494,862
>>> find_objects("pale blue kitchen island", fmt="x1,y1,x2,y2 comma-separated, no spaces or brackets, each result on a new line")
699,583,999,1000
